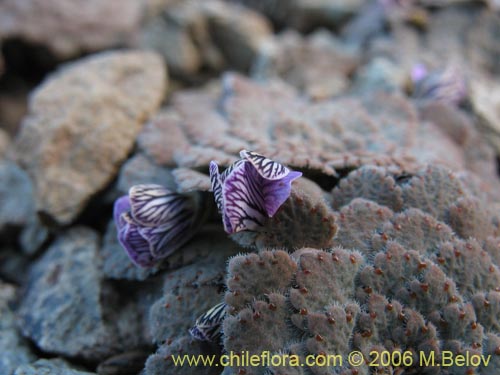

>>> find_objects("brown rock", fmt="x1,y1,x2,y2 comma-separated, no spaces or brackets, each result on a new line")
0,0,144,59
14,50,167,224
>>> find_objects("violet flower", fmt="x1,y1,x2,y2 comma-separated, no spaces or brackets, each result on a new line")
189,302,226,342
411,64,467,105
209,150,302,234
113,184,202,267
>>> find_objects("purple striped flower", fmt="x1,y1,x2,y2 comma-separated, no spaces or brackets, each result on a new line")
113,185,202,267
209,150,302,234
411,64,467,105
189,302,226,342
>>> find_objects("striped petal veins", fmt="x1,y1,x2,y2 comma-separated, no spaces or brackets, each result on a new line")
113,184,203,267
209,151,302,234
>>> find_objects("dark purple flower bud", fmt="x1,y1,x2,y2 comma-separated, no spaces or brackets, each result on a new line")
113,185,204,267
209,150,302,234
411,64,467,105
189,302,226,342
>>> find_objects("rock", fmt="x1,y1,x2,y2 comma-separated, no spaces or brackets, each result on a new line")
14,50,167,224
140,14,203,77
141,0,271,75
14,358,96,375
0,0,144,59
0,87,29,136
0,161,35,230
116,153,175,195
0,282,36,375
0,129,10,158
204,0,272,72
288,0,366,32
0,247,32,284
19,215,49,255
18,227,149,361
232,0,364,32
470,75,500,155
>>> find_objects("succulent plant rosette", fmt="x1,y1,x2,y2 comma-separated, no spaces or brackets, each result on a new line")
112,74,500,375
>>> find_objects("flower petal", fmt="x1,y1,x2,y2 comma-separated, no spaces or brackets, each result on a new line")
189,302,226,342
118,213,156,267
129,184,189,227
262,170,303,217
138,214,193,258
412,65,466,105
240,150,289,180
223,161,266,233
113,195,130,228
209,161,224,214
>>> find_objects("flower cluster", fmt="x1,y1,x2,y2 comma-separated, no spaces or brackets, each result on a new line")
114,150,301,268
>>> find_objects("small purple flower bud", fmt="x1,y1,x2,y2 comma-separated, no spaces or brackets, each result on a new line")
189,302,226,342
113,185,204,268
411,64,467,105
209,150,302,234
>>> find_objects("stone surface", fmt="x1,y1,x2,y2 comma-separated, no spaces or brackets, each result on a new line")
0,282,36,375
14,359,95,375
470,75,500,155
0,160,35,230
0,129,10,158
0,0,144,59
116,153,175,196
204,0,272,72
14,50,167,224
18,228,149,361
140,0,272,76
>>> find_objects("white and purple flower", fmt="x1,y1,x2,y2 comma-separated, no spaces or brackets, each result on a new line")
209,150,302,234
113,184,202,267
411,64,467,105
189,302,226,342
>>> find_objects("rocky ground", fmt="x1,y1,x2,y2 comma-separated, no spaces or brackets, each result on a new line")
1,1,500,375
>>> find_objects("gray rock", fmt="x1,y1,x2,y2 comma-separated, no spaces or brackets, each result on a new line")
116,153,176,195
0,161,35,230
0,128,9,158
19,215,49,255
18,227,151,361
204,0,272,72
0,247,32,284
14,50,167,224
140,12,204,76
14,358,95,375
0,282,36,375
289,0,366,31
